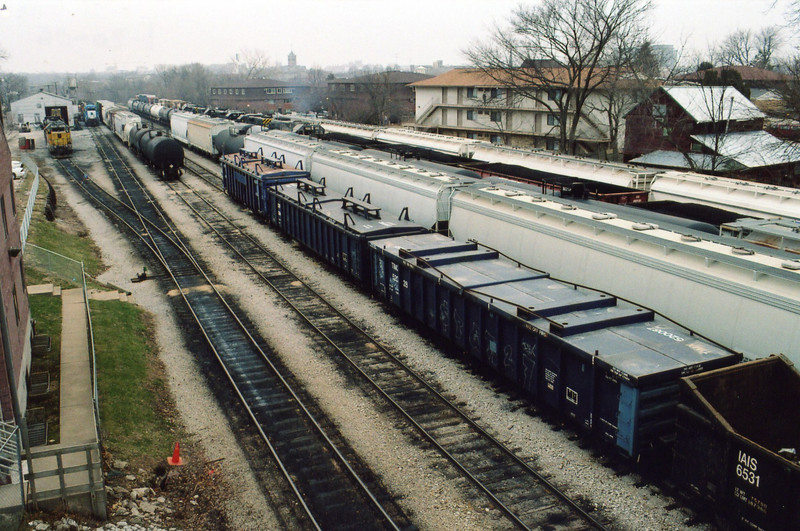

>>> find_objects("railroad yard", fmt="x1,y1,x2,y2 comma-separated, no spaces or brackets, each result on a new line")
6,121,718,531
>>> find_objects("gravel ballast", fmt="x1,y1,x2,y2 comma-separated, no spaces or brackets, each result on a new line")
26,127,707,530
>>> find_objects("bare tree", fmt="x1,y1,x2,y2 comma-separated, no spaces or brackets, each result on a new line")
714,27,782,69
465,0,652,155
782,56,800,120
232,49,275,80
586,38,689,160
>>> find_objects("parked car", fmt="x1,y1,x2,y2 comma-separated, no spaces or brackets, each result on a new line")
11,160,25,179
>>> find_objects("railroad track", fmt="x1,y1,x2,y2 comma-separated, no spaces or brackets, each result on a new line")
62,129,412,530
172,161,612,530
183,157,223,191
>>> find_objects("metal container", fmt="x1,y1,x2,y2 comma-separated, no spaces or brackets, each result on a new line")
221,150,310,216
149,104,164,121
268,182,427,281
169,112,192,145
369,234,742,458
186,116,229,158
213,124,254,157
673,355,800,530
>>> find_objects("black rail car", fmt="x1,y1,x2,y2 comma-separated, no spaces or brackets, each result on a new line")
673,355,800,530
132,129,183,180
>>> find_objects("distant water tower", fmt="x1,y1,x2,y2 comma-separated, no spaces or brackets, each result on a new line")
288,51,297,67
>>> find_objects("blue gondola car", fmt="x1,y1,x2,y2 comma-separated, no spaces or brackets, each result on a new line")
221,149,310,215
268,179,427,280
368,234,742,458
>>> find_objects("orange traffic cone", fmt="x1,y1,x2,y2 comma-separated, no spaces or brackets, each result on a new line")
167,442,184,466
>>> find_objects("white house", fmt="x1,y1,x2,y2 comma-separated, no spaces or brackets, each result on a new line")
9,91,78,126
409,68,638,158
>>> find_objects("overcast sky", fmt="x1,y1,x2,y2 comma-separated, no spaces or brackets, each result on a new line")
0,0,795,74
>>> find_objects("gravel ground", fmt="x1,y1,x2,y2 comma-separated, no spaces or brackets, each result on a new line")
20,126,706,530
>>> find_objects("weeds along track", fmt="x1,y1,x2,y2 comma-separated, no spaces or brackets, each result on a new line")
55,130,411,531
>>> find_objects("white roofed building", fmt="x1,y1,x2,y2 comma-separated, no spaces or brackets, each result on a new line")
9,91,77,126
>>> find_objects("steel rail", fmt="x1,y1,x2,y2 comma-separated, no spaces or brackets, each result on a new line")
68,132,406,530
171,170,610,531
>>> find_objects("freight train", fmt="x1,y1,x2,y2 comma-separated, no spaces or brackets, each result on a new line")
219,137,800,530
127,98,262,160
98,102,183,179
319,120,800,221
219,144,742,462
241,130,800,360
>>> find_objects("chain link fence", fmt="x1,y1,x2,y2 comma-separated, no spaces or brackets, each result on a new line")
23,244,84,287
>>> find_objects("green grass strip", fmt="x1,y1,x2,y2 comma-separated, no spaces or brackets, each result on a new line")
92,299,177,463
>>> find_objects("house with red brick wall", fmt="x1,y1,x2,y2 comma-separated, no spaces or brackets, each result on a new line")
624,85,800,185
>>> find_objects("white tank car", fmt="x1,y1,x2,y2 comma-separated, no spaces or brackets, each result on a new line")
448,179,800,360
244,131,477,230
149,104,164,121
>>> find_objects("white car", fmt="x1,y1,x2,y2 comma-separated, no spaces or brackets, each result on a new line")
11,161,25,179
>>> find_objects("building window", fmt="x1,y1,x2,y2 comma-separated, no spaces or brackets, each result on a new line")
1,196,7,239
547,114,560,126
490,134,502,144
691,142,702,153
17,114,23,122
467,87,476,99
12,285,19,324
490,88,498,99
547,89,562,101
653,103,667,119
9,184,16,216
466,133,477,139
662,126,671,138
546,138,560,151
467,110,475,120
349,84,355,92
490,111,501,123
284,88,293,94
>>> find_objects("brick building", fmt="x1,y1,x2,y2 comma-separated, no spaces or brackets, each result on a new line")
624,86,800,184
327,71,431,125
209,79,311,114
0,114,32,422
